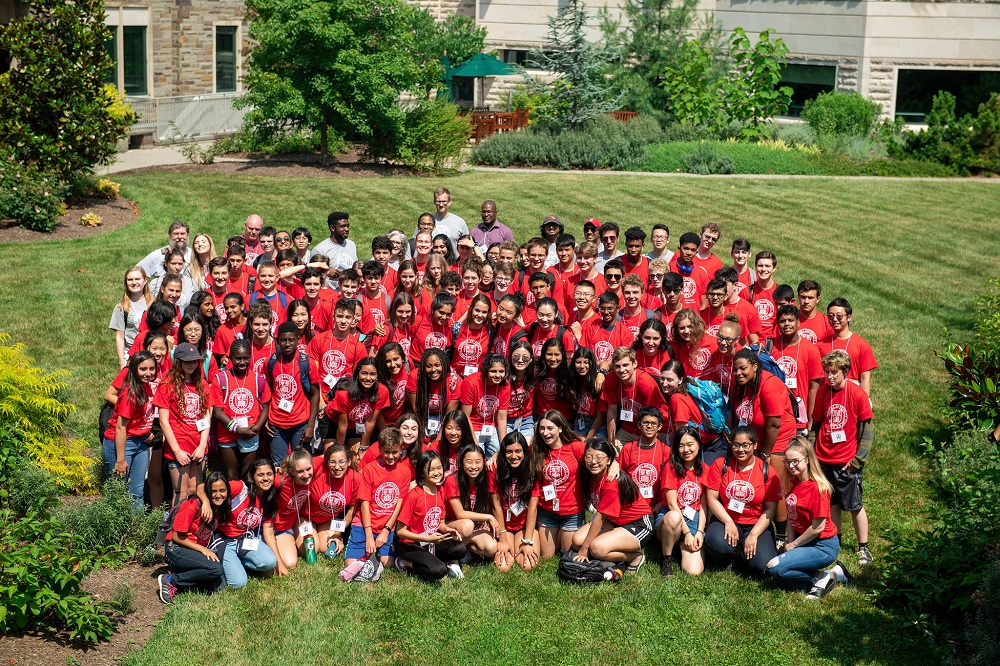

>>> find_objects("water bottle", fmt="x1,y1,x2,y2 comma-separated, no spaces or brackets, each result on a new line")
325,541,340,559
340,555,367,581
304,535,317,564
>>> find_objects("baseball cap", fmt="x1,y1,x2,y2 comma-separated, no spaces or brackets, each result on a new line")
584,218,602,229
543,214,561,226
173,342,204,361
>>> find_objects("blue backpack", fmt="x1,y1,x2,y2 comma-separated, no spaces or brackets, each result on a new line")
267,351,312,396
686,378,729,436
749,341,787,383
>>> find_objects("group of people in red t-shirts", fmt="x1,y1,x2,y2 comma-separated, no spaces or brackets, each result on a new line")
101,199,876,603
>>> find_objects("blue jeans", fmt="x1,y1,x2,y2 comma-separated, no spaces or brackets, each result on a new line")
507,415,534,441
571,415,607,440
102,435,150,508
767,535,840,591
221,537,278,588
476,428,501,459
270,422,306,464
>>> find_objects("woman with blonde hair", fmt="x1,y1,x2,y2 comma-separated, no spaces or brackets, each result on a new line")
189,233,218,288
766,436,849,599
670,308,717,380
110,266,154,367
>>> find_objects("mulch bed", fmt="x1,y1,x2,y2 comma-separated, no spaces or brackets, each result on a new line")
0,195,140,244
1,561,170,666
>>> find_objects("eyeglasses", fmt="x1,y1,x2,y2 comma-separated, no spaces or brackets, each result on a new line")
601,236,617,243
706,292,726,299
275,236,291,242
827,314,848,321
605,274,622,282
640,421,660,429
663,287,682,294
784,457,806,468
512,356,532,364
584,455,609,464
328,460,349,467
649,273,664,279
717,335,738,344
731,443,754,451
435,200,450,205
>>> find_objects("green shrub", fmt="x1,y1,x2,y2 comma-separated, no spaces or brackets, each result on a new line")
821,135,888,161
214,127,340,156
683,142,734,174
660,121,710,142
900,91,1000,175
58,479,160,556
390,100,471,172
0,155,69,232
878,429,1000,637
805,152,956,177
0,509,115,642
472,113,662,170
642,140,819,174
801,91,882,140
965,557,1000,666
7,463,60,517
771,122,816,147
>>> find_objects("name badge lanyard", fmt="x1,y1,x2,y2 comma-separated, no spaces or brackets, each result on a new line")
826,387,849,442
775,339,801,390
619,377,638,421
328,469,347,531
637,440,658,498
481,382,498,435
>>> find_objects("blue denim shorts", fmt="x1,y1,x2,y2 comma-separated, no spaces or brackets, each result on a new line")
345,524,395,559
536,507,585,531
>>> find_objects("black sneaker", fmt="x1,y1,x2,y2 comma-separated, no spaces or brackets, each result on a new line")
157,574,176,605
660,558,674,577
832,560,854,586
857,546,873,566
805,572,836,600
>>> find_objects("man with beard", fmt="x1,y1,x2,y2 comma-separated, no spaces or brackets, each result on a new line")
138,221,192,278
313,212,358,291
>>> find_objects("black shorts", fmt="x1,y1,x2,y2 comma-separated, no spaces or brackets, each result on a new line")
820,462,864,512
615,514,654,546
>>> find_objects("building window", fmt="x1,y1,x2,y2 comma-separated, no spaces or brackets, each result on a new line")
103,33,117,86
121,26,147,95
895,69,1000,123
216,26,238,93
502,49,529,67
779,64,836,117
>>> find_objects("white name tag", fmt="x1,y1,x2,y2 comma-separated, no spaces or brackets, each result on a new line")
619,409,634,422
831,429,847,443
298,521,315,536
234,416,249,428
464,365,477,376
195,417,210,432
682,505,696,521
575,417,586,432
241,537,260,551
509,500,525,517
738,419,748,427
153,407,160,418
542,484,557,501
324,373,339,388
727,498,745,514
426,416,441,435
785,377,797,389
640,485,654,499
419,541,436,555
355,422,366,435
481,425,496,437
278,398,294,413
331,519,346,532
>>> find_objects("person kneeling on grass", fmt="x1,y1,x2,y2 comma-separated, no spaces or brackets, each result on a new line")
345,428,409,569
159,471,229,604
766,437,852,599
490,432,541,572
571,438,653,574
657,425,707,577
395,451,467,580
444,445,500,567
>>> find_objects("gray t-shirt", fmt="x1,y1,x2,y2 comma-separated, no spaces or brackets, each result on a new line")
431,212,468,253
109,299,149,350
594,249,623,273
313,237,358,289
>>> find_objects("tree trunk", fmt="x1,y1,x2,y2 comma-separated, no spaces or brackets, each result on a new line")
320,117,329,166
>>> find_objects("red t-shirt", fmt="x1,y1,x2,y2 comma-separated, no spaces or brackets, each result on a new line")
452,325,492,377
672,335,719,380
507,376,535,420
382,369,410,425
533,371,572,418
217,480,272,538
274,474,313,532
705,456,781,525
622,255,650,286
798,311,834,345
574,387,602,419
488,469,540,533
153,380,211,459
540,439,586,515
669,257,709,308
424,439,459,476
354,459,412,532
167,497,215,546
305,298,333,334
215,320,246,359
360,290,390,332
397,485,447,544
751,282,778,339
821,333,878,384
733,371,796,454
668,392,703,432
785,478,837,539
226,272,253,299
375,321,417,362
594,474,652,526
692,252,723,278
619,441,669,502
660,464,705,512
617,309,647,343
405,368,462,419
265,354,320,428
409,319,453,366
210,369,272,444
811,380,873,465
490,323,524,359
309,461,360,523
528,324,576,359
323,384,390,426
250,291,289,335
658,306,683,343
443,473,486,520
600,369,667,435
580,319,632,366
549,264,581,315
460,374,511,431
104,383,156,441
734,268,754,301
772,337,824,427
634,348,671,378
307,331,368,391
249,337,276,375
706,347,741,400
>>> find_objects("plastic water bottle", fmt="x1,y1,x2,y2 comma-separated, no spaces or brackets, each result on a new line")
602,568,623,582
304,535,317,564
325,541,340,559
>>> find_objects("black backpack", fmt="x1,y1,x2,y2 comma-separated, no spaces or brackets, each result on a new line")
557,550,623,584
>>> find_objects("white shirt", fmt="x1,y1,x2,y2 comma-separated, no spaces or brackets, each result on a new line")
137,246,193,279
313,237,358,289
594,249,622,273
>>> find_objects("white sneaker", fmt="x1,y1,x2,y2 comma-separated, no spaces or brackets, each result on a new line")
446,561,464,579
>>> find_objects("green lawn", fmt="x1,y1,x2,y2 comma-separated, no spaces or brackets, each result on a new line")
2,171,999,664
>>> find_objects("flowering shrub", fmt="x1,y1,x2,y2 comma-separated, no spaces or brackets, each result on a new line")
0,155,69,232
80,213,103,227
94,178,121,198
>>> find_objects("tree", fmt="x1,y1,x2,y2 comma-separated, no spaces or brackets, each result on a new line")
663,28,792,138
598,0,726,114
0,0,135,178
410,13,487,94
528,0,622,128
238,0,434,163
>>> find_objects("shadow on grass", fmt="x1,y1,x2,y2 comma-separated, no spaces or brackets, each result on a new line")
793,607,939,666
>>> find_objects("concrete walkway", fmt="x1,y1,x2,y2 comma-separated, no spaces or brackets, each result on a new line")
98,142,247,175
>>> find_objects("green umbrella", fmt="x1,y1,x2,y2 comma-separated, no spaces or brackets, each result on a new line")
450,53,520,107
440,51,453,103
